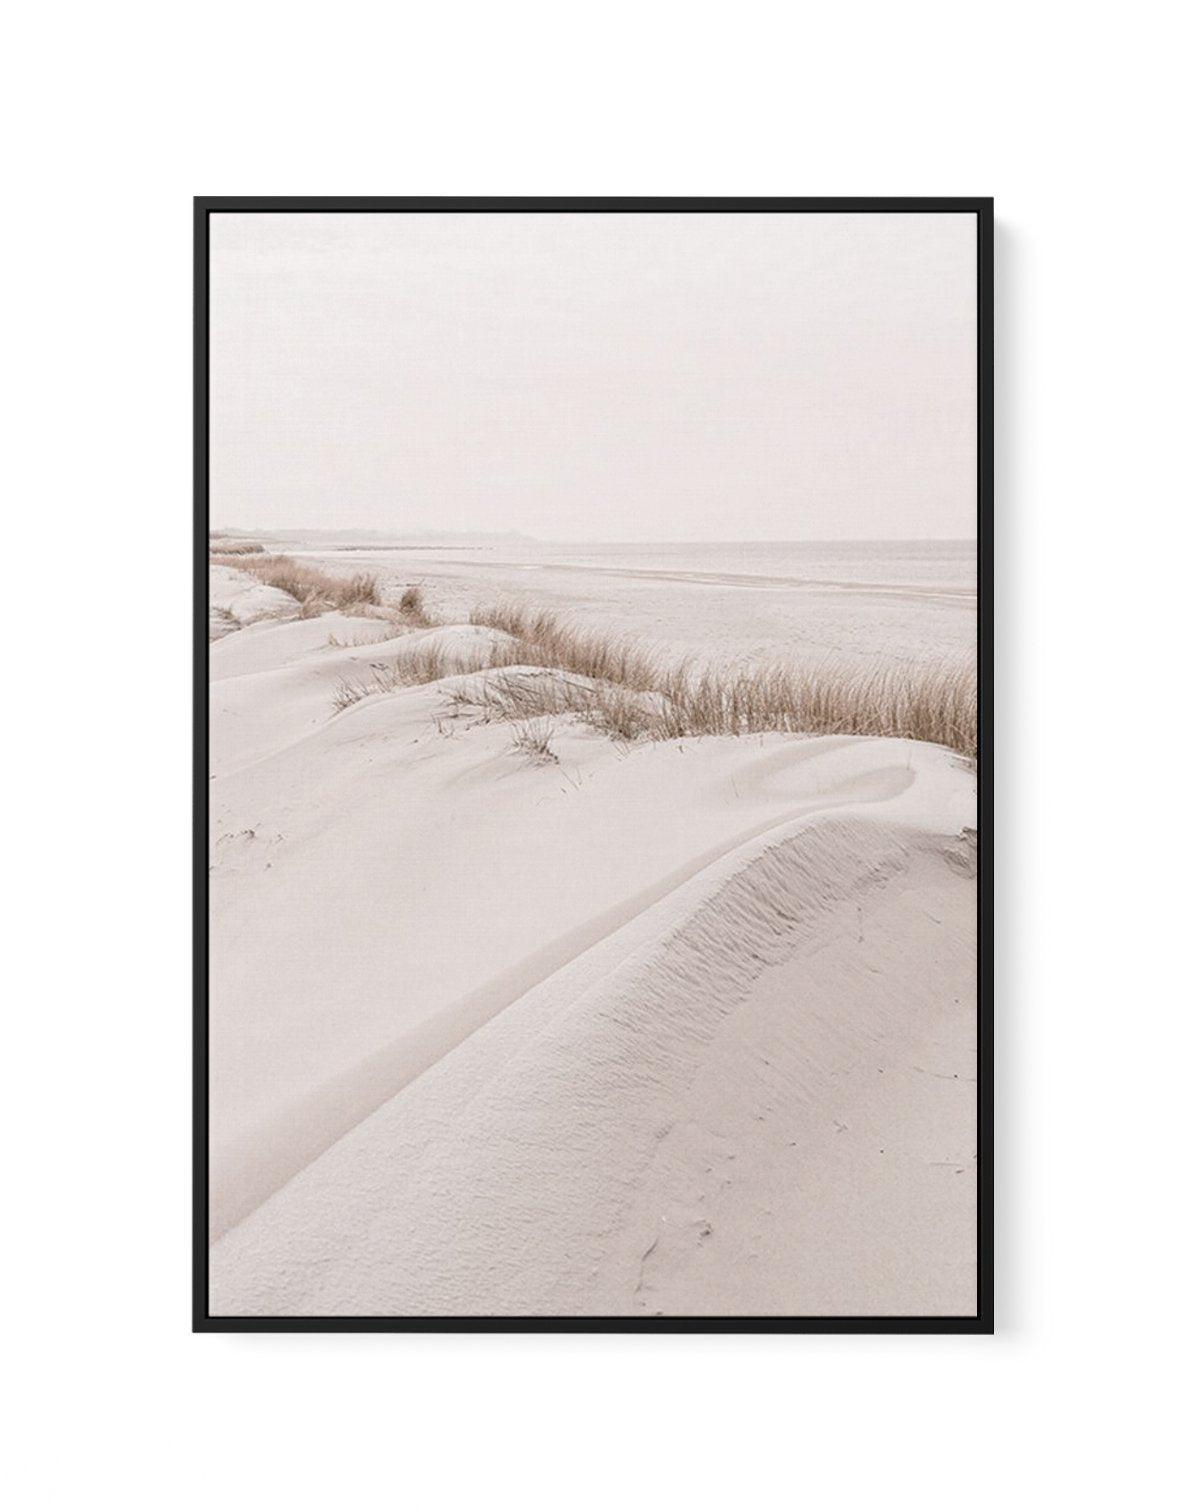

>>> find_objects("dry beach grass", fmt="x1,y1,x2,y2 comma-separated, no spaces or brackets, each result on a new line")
329,596,978,762
210,552,382,614
210,555,976,759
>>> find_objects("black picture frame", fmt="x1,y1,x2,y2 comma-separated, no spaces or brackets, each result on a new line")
194,196,993,1335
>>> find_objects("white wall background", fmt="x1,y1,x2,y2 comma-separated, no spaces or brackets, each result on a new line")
6,3,1195,1508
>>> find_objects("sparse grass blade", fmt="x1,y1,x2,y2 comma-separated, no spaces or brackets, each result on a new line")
510,719,558,764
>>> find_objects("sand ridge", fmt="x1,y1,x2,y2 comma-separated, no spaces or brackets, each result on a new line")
207,590,977,1315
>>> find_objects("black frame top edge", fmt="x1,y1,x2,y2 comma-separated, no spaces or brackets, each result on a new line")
195,196,994,214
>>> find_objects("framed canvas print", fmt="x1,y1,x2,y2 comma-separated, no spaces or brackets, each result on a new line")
195,197,992,1332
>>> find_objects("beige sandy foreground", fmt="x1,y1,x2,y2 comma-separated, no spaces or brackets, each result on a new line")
208,592,977,1317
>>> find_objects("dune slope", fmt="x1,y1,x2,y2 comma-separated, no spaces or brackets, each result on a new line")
207,610,977,1316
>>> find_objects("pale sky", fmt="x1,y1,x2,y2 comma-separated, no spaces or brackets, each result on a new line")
209,212,977,542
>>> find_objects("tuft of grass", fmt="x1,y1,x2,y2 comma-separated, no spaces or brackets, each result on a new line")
469,671,662,744
326,628,396,649
331,633,528,713
510,719,558,764
396,585,433,626
579,684,665,743
211,554,381,614
469,602,659,689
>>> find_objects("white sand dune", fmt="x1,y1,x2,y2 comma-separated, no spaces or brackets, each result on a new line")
210,617,519,777
208,563,299,639
208,600,977,1317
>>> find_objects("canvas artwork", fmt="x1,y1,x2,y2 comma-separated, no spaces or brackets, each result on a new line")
197,198,991,1330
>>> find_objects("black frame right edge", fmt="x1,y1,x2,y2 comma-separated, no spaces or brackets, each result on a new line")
977,198,995,1334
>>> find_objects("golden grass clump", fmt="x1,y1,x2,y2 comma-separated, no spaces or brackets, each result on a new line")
332,634,528,712
470,670,665,745
469,603,659,689
460,605,976,759
328,595,978,762
211,553,381,614
397,585,433,626
652,657,978,762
